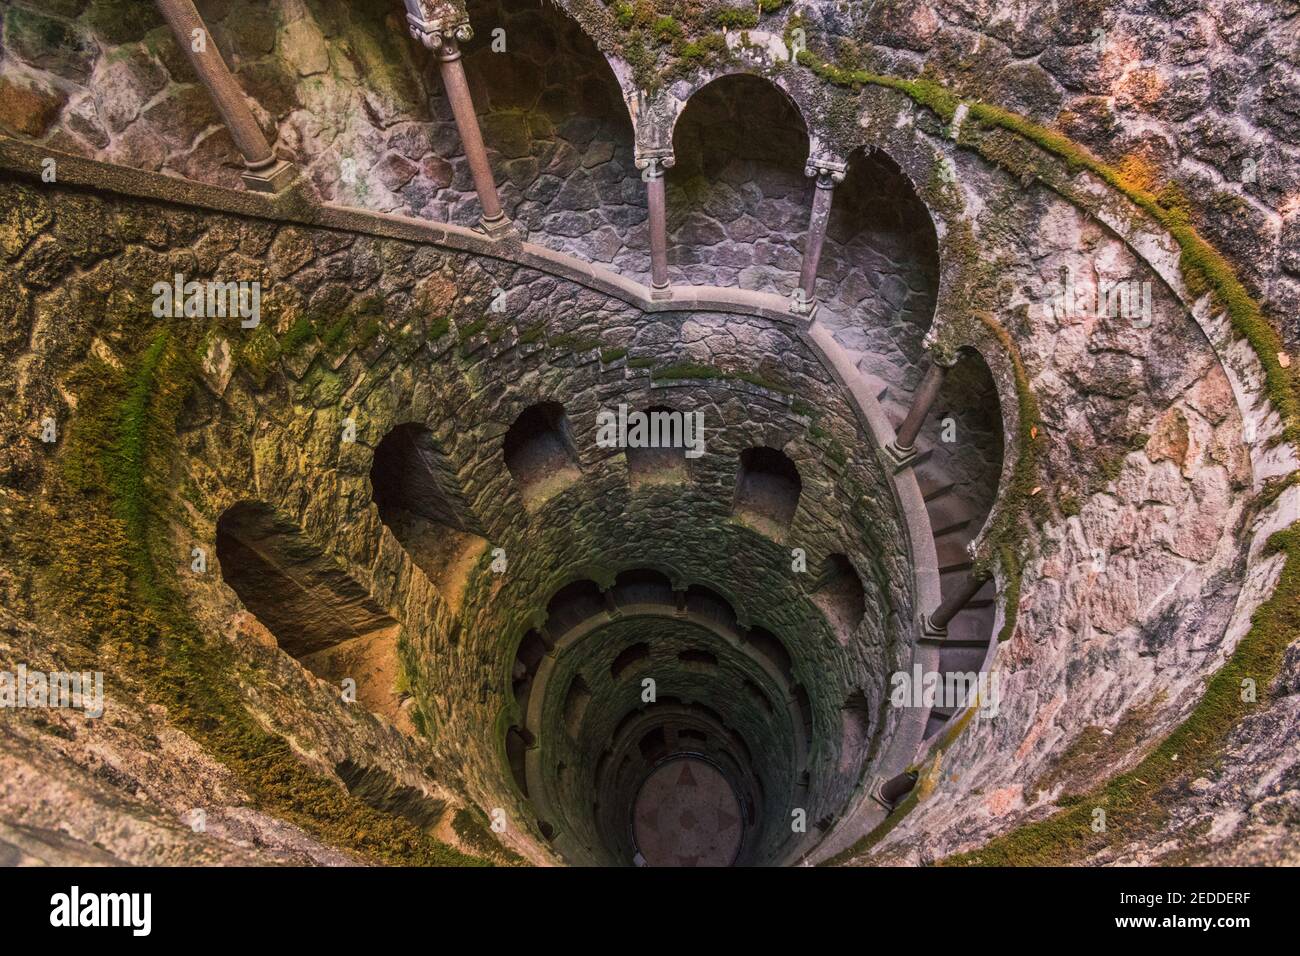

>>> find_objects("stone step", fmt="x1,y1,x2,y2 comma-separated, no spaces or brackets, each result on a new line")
934,531,974,568
914,457,956,500
945,603,996,645
937,643,989,674
854,369,891,404
926,493,977,536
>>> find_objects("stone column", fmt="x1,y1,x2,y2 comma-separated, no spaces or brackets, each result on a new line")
636,154,674,299
874,769,918,808
403,1,513,238
885,358,952,467
922,572,989,637
794,157,846,316
153,0,296,192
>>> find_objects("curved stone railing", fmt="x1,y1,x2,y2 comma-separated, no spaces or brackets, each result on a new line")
0,135,994,860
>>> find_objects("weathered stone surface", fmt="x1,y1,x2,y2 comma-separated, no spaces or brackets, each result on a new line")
0,78,63,141
0,0,1292,871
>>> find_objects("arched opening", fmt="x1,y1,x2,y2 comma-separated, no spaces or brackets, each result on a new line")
610,642,650,681
792,685,814,742
505,725,531,797
743,626,794,684
638,726,668,761
450,0,641,270
503,400,581,507
677,648,718,670
811,553,867,644
545,579,606,635
612,567,676,605
818,148,941,387
624,404,690,487
669,73,810,292
838,691,873,776
916,347,1005,738
215,502,405,726
370,423,487,610
733,446,802,534
511,628,549,717
684,583,740,631
562,674,592,738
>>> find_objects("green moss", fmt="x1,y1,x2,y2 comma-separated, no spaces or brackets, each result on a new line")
946,526,1300,865
318,314,353,351
428,315,451,340
715,9,758,29
732,370,792,394
600,346,628,363
652,15,682,43
37,331,490,867
626,356,655,369
519,322,546,345
280,315,316,354
797,50,1298,451
651,362,724,382
547,333,601,354
451,807,526,865
237,324,282,387
677,32,727,64
612,2,635,29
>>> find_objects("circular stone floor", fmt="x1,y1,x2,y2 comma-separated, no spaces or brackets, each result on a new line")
631,758,744,867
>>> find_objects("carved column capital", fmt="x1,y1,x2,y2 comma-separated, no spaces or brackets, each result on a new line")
635,153,675,178
403,0,473,57
804,156,847,186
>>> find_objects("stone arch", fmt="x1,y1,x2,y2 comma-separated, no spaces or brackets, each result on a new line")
624,403,691,487
503,400,582,507
511,627,549,718
545,579,607,635
215,500,406,724
666,72,811,292
742,625,795,685
811,553,867,645
458,0,643,268
369,422,488,611
610,642,650,681
611,566,676,602
733,446,803,534
818,146,942,387
667,68,812,148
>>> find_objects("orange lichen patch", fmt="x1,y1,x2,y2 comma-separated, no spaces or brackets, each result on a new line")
1014,694,1065,762
983,785,1023,817
1113,67,1165,111
1145,407,1191,471
1114,153,1163,194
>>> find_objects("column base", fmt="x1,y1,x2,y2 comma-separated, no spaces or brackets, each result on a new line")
867,777,895,811
479,213,518,240
918,613,948,643
789,295,818,320
241,159,298,194
883,438,919,471
650,281,673,301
